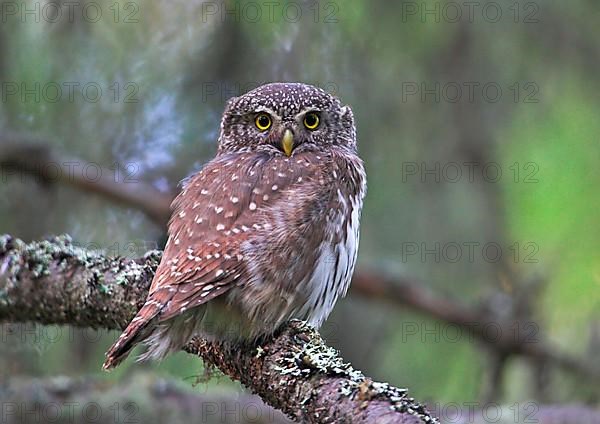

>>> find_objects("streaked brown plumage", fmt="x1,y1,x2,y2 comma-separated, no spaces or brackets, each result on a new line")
103,83,366,369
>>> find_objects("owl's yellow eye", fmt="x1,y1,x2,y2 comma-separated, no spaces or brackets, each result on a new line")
255,113,272,131
303,112,320,130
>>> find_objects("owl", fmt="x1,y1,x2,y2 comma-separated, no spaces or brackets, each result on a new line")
103,82,366,369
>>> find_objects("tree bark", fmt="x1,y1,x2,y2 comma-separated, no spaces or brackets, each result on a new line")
0,234,438,424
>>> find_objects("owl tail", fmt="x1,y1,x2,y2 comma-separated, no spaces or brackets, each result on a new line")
102,300,163,370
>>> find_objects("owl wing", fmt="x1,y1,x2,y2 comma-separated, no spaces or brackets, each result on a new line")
150,150,328,321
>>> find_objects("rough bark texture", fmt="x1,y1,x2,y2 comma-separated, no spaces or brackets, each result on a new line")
0,234,438,424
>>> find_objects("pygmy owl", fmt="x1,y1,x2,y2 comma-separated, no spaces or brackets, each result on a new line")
103,82,366,369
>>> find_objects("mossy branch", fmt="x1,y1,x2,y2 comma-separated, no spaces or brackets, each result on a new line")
0,234,438,424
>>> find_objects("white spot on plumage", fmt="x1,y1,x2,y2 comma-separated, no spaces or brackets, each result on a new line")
249,202,257,210
216,223,225,231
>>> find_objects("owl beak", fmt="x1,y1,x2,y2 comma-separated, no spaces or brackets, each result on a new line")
281,129,294,157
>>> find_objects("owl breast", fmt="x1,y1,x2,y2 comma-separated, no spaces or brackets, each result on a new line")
218,150,366,339
300,187,363,328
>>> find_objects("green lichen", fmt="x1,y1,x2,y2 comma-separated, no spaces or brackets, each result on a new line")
275,320,365,381
111,250,161,288
0,234,11,252
0,235,127,290
273,320,438,423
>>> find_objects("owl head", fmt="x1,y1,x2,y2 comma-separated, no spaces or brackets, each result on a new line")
217,83,356,157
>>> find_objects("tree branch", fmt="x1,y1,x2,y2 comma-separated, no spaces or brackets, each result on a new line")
0,140,172,226
351,272,600,382
0,234,438,423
